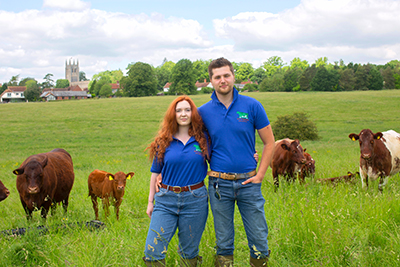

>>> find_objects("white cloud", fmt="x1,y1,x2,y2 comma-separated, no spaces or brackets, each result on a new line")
43,0,90,11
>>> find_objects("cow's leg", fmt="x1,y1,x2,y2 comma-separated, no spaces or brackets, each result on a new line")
102,197,110,218
359,167,368,189
62,196,69,214
115,199,122,220
50,201,57,215
378,175,389,192
21,199,33,220
273,169,279,190
91,195,99,220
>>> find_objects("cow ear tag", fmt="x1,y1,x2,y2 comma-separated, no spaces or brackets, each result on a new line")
377,136,381,140
352,137,356,141
108,175,114,181
127,175,131,180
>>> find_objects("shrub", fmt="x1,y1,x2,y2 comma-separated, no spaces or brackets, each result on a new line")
272,112,319,141
201,87,213,94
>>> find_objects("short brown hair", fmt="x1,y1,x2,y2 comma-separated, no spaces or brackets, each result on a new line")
208,57,235,79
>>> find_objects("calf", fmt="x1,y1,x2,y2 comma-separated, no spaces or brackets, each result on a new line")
271,138,306,188
317,171,359,184
0,179,10,202
88,170,134,220
298,149,316,183
349,129,400,191
13,148,75,219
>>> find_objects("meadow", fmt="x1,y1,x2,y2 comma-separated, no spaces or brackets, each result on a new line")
0,90,400,266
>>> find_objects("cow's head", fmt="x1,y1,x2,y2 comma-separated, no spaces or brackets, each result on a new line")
349,129,383,160
281,139,306,164
303,149,316,175
107,171,135,192
13,156,48,194
0,179,10,202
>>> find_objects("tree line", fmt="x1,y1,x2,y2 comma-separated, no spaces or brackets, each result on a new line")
2,57,400,101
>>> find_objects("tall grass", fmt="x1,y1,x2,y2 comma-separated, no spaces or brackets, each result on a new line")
0,90,399,266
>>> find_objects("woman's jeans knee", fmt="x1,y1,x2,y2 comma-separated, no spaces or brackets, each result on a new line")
208,177,269,258
144,185,208,261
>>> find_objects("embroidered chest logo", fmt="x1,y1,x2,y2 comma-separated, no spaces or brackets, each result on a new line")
193,144,202,155
237,111,249,122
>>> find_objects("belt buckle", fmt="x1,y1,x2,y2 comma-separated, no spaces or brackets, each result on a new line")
228,173,238,180
172,186,182,193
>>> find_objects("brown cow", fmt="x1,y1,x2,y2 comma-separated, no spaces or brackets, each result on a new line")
0,179,10,202
298,149,316,183
271,138,306,188
317,171,359,184
13,148,75,219
88,169,134,220
349,129,400,191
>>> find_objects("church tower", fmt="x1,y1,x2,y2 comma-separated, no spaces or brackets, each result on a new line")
65,59,79,83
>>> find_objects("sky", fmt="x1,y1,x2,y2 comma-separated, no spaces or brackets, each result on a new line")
1,0,400,83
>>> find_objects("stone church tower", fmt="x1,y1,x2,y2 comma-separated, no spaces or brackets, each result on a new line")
65,59,79,83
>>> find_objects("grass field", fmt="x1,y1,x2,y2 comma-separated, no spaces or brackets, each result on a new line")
0,90,400,266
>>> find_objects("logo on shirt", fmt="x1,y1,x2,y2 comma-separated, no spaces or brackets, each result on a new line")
193,144,202,155
237,111,249,122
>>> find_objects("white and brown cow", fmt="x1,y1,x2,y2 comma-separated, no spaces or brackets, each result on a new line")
349,129,400,191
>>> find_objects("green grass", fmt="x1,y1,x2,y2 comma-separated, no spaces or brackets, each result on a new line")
0,90,400,266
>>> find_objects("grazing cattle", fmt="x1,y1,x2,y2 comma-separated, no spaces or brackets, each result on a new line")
13,148,75,219
271,138,306,188
349,129,400,191
0,179,10,202
298,149,316,183
88,170,135,220
317,171,359,184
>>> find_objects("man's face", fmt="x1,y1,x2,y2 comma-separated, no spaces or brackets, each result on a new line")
210,66,235,96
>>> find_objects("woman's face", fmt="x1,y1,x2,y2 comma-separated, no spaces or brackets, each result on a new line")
175,100,192,127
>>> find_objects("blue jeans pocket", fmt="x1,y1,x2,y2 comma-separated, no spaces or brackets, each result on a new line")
191,185,208,198
155,187,168,197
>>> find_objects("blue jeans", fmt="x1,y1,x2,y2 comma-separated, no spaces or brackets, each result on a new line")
144,185,208,261
208,177,269,259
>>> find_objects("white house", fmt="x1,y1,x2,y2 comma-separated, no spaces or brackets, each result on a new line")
195,79,213,91
0,86,26,103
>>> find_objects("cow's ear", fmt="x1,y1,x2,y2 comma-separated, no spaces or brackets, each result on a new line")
281,143,289,150
41,155,48,168
13,168,24,175
108,174,114,181
126,172,135,180
349,133,359,141
303,148,307,153
374,132,383,140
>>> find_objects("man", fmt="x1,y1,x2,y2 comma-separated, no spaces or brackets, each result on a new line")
198,57,275,267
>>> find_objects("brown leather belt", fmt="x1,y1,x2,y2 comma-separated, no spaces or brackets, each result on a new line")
160,181,204,193
207,170,257,180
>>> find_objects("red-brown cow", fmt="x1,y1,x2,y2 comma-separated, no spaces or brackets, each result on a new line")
0,179,10,202
13,148,75,219
298,149,316,183
317,171,359,184
88,169,134,220
349,129,400,191
271,138,306,188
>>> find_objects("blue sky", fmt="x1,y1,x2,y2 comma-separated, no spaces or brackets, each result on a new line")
0,0,399,83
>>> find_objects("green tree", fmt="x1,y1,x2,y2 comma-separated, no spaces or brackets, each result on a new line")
367,67,383,90
193,59,211,83
283,69,301,92
9,75,20,86
354,64,371,90
19,77,36,86
259,73,284,92
55,79,69,88
315,57,328,68
24,80,41,102
99,84,112,97
169,59,197,95
290,57,309,70
235,63,254,82
272,112,319,141
90,70,123,88
251,67,266,84
299,65,317,91
311,67,336,91
42,73,54,88
263,56,285,77
381,67,395,89
338,68,356,91
122,62,157,97
79,71,89,81
91,76,111,96
0,83,7,94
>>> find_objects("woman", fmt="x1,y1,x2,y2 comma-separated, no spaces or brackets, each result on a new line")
143,96,209,267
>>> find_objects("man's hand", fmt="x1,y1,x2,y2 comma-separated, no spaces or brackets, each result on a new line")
242,173,264,184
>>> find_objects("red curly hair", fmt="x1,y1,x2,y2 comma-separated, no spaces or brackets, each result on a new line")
147,96,209,162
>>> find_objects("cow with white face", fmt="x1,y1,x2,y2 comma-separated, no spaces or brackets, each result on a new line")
349,129,400,191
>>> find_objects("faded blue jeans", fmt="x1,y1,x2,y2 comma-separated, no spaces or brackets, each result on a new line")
144,185,208,261
208,176,269,259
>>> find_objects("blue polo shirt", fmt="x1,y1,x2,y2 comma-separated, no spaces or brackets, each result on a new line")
151,136,208,187
198,88,270,173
